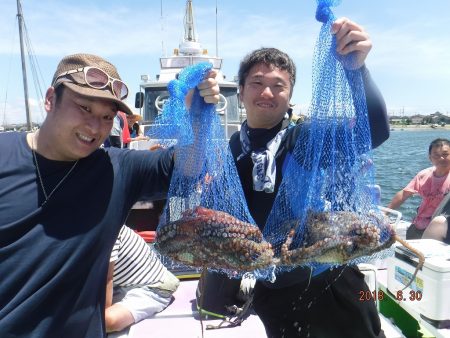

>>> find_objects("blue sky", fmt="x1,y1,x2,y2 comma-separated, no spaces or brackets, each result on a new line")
1,0,450,124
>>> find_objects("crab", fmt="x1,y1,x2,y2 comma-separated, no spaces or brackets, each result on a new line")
280,210,390,265
155,206,274,271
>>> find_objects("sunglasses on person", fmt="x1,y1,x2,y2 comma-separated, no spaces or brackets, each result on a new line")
52,66,129,100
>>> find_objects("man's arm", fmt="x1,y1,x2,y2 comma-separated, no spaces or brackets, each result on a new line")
332,17,389,149
362,66,389,148
387,189,414,210
104,261,136,333
105,261,114,309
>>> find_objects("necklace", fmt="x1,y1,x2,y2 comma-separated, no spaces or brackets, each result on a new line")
31,132,79,206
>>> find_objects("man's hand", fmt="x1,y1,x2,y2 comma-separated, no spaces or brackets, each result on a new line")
331,17,372,70
185,69,220,108
198,69,220,104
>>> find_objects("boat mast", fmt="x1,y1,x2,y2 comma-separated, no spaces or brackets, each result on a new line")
160,0,166,56
215,0,218,57
179,0,202,56
184,0,196,43
16,0,32,131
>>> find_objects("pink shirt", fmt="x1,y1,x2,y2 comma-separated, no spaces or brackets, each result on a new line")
405,167,450,229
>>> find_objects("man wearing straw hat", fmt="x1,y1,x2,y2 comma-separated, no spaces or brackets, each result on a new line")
126,113,149,144
0,53,219,338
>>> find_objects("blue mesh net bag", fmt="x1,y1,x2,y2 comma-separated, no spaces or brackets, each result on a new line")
153,63,274,279
262,0,402,273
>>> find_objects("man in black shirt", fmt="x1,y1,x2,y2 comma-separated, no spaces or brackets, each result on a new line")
228,17,389,338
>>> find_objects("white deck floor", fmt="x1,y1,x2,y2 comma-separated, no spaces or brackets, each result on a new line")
108,277,413,338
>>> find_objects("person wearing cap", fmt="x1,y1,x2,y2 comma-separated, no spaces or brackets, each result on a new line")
0,53,219,338
127,114,142,137
125,113,149,147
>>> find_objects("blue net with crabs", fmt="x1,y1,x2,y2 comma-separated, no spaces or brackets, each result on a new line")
263,0,395,273
151,62,275,280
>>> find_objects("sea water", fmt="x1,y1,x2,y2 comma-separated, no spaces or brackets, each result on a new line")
373,128,450,222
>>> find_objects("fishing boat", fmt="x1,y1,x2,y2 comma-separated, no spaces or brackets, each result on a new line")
130,0,243,152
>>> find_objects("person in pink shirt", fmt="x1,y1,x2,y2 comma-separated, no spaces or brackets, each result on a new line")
387,138,450,239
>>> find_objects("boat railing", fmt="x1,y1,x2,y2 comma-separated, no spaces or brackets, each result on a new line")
378,206,403,228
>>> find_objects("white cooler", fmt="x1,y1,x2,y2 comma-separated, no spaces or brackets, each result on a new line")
387,239,450,327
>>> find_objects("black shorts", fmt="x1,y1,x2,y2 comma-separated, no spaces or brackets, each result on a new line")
252,266,385,338
406,223,425,240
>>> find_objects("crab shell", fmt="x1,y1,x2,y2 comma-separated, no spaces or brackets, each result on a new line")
281,211,396,265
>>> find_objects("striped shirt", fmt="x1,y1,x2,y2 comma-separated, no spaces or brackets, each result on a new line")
111,225,167,287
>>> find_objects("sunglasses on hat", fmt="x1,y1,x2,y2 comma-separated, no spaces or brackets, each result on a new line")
52,66,129,100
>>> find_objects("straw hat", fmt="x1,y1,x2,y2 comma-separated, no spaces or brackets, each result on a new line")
51,53,133,115
127,114,142,121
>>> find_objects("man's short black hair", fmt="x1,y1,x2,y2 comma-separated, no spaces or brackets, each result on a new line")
429,138,450,154
238,47,296,97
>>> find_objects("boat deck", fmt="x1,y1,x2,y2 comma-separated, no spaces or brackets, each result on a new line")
108,279,266,338
110,212,449,338
107,268,450,338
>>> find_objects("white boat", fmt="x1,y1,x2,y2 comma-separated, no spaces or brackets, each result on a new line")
131,0,243,151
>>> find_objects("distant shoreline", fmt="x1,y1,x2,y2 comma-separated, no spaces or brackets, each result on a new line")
390,125,450,131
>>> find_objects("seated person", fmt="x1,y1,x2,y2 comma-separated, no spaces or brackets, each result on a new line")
105,225,180,333
387,138,450,239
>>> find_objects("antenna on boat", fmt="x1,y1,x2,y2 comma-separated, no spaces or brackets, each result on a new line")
184,0,196,42
215,0,218,57
16,0,32,131
179,1,202,56
160,0,166,56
